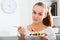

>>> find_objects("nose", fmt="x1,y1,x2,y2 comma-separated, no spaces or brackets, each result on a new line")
35,14,38,18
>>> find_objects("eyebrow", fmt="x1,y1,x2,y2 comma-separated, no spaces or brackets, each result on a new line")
33,10,36,12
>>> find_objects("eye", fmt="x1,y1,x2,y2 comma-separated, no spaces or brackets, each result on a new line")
33,11,36,14
38,13,42,16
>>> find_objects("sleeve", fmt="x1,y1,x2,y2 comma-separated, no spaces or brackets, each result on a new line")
45,27,56,40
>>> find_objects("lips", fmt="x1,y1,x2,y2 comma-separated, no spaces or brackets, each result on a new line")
33,18,38,21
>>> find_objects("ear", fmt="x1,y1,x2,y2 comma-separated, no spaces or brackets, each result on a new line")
43,13,47,19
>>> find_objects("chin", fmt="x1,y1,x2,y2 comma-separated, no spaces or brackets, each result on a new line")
33,21,39,24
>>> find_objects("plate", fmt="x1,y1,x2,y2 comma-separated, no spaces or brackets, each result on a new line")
27,32,44,37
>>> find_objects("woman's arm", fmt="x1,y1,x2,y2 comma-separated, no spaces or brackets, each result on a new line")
18,35,25,40
39,36,48,40
18,26,25,40
39,33,48,40
40,27,56,40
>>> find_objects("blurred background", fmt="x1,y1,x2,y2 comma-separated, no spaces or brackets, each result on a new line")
0,0,60,40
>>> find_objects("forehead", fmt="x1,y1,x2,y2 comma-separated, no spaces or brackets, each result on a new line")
33,5,45,13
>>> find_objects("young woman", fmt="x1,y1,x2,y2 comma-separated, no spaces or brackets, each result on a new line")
18,2,56,40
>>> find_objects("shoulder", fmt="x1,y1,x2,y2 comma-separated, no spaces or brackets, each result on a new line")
27,24,32,31
44,26,56,36
27,24,31,29
47,27,54,32
46,27,56,39
47,27,53,30
45,26,56,36
43,26,55,34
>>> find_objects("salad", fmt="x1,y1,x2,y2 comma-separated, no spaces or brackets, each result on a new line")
29,32,44,36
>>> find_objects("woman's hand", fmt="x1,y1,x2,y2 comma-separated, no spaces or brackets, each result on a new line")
39,36,48,40
39,33,48,40
18,26,25,40
18,26,25,36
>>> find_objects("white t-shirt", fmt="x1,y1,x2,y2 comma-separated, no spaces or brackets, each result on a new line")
24,26,56,40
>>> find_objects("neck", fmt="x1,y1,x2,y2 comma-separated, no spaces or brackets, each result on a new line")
32,22,44,25
32,22,45,27
31,22,47,32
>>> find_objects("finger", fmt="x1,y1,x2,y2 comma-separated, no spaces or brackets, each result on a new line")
43,33,48,36
18,28,22,32
18,26,22,30
38,36,44,40
18,29,23,34
39,36,48,40
18,28,25,32
18,29,25,34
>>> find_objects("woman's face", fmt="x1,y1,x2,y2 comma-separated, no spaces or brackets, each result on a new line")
32,5,46,24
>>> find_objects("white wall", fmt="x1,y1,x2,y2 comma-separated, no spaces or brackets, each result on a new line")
0,0,22,36
53,17,60,26
0,0,33,36
51,0,60,26
19,0,53,27
58,0,60,16
33,0,52,6
0,0,53,36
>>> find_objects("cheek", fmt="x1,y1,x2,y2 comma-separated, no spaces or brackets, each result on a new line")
32,14,35,19
38,16,44,21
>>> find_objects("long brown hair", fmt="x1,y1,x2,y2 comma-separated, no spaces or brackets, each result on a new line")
33,2,53,27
